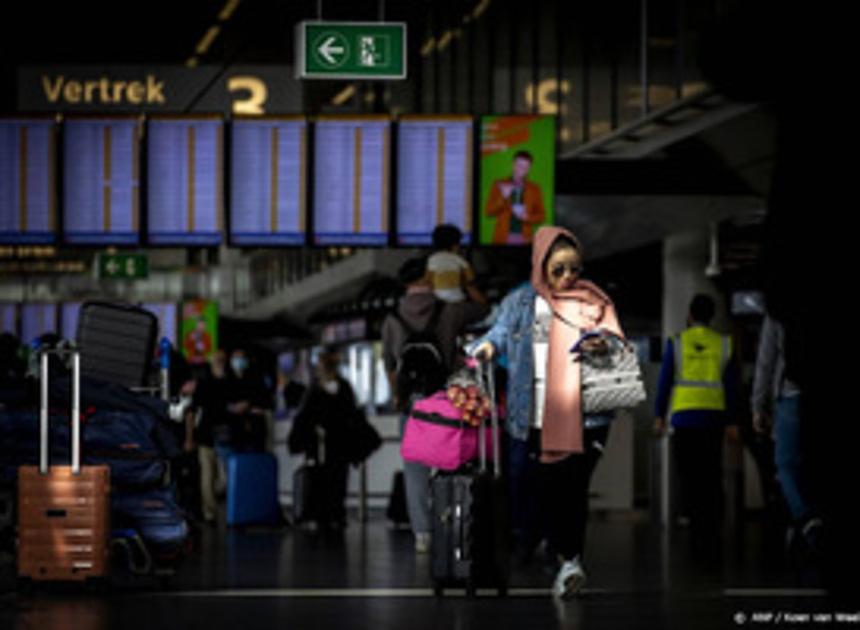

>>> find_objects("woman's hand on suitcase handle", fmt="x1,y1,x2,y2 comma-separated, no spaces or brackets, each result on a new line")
472,341,496,363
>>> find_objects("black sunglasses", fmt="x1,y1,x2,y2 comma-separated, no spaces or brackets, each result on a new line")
550,263,583,278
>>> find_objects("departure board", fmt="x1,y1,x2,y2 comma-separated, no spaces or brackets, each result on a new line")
147,117,223,245
230,118,307,246
0,119,56,244
63,117,140,245
397,116,473,245
313,117,390,246
0,303,17,335
142,302,178,346
20,304,57,344
60,302,82,340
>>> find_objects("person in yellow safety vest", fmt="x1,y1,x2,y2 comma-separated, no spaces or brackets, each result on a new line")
653,294,739,548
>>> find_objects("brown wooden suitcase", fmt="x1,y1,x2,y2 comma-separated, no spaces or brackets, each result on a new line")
17,348,111,582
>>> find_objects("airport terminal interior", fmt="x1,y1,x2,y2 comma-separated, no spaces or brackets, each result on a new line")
0,1,856,628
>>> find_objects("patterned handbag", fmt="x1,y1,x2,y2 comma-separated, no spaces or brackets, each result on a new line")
571,331,647,414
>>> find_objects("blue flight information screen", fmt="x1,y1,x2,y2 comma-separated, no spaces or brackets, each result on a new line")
142,302,178,345
147,118,223,245
20,304,57,344
63,117,140,245
397,116,473,246
0,303,17,335
230,118,307,246
60,302,82,341
313,117,390,246
0,119,56,244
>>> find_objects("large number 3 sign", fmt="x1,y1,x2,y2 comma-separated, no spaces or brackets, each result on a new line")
228,76,268,115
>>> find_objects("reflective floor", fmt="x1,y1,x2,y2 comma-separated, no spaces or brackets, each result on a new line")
0,512,843,630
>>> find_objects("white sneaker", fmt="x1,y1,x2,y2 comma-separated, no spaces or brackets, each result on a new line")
553,557,586,600
414,532,431,554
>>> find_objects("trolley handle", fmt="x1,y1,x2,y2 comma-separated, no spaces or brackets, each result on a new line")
39,347,81,475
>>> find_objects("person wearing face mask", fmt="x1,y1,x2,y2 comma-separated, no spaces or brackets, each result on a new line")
224,348,270,452
288,346,358,530
469,226,625,600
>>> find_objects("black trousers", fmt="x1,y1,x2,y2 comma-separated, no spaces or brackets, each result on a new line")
539,425,611,562
672,426,724,540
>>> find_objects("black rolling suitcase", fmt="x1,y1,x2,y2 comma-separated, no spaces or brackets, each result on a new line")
292,427,326,526
76,301,158,389
430,362,509,597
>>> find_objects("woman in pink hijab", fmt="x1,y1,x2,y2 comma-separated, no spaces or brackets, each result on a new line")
471,226,625,600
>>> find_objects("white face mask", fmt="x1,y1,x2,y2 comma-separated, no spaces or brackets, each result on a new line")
321,379,339,395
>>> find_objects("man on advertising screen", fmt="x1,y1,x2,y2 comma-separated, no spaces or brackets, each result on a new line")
484,150,546,244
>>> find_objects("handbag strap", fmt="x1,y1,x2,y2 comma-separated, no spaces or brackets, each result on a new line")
410,410,465,429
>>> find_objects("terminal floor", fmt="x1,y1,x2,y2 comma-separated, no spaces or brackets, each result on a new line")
0,514,837,630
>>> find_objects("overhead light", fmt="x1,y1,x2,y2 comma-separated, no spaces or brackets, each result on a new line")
472,0,491,19
331,85,356,106
195,25,221,55
437,31,453,51
185,57,199,68
420,37,436,57
218,0,241,21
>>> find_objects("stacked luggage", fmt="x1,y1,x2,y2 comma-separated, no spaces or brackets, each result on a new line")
3,302,190,584
430,361,509,597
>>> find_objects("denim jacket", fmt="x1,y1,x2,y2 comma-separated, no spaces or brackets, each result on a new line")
468,283,611,442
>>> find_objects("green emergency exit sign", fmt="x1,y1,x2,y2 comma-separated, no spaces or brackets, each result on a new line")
98,253,148,279
296,21,407,80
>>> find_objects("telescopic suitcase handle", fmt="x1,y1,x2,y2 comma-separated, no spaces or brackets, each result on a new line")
475,362,501,479
39,347,81,475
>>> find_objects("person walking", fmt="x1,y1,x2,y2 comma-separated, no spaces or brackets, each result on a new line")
470,226,624,600
654,294,739,549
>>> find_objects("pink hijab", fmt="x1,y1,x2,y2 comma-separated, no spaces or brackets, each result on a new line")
530,227,624,463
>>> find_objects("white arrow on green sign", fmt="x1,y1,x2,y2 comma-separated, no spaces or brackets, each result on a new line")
296,21,407,80
98,253,148,280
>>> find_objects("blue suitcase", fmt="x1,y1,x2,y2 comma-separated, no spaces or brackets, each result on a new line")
226,453,281,526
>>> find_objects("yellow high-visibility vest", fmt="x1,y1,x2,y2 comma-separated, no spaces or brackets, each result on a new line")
670,326,731,414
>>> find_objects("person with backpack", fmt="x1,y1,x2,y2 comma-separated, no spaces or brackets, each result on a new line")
381,257,489,553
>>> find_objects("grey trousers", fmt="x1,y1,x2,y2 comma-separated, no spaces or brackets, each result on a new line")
401,411,431,535
403,459,431,535
198,445,225,521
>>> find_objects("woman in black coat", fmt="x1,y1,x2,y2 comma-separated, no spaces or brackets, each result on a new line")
288,347,357,530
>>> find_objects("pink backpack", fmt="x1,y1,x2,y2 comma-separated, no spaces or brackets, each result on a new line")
400,392,497,471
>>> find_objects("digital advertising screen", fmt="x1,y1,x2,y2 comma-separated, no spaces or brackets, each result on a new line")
63,117,140,245
0,118,56,244
147,117,223,245
0,303,18,335
180,299,218,366
230,117,307,246
142,302,178,346
313,116,390,246
20,303,57,344
479,116,555,246
396,116,473,246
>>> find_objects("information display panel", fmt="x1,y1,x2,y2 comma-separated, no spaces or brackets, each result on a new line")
147,116,223,245
230,117,307,246
479,116,555,246
20,304,57,344
313,116,390,246
0,118,56,244
142,302,178,346
396,116,473,245
63,116,140,245
60,302,82,340
0,303,18,335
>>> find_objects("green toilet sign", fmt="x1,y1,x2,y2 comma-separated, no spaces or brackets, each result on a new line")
296,21,407,80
